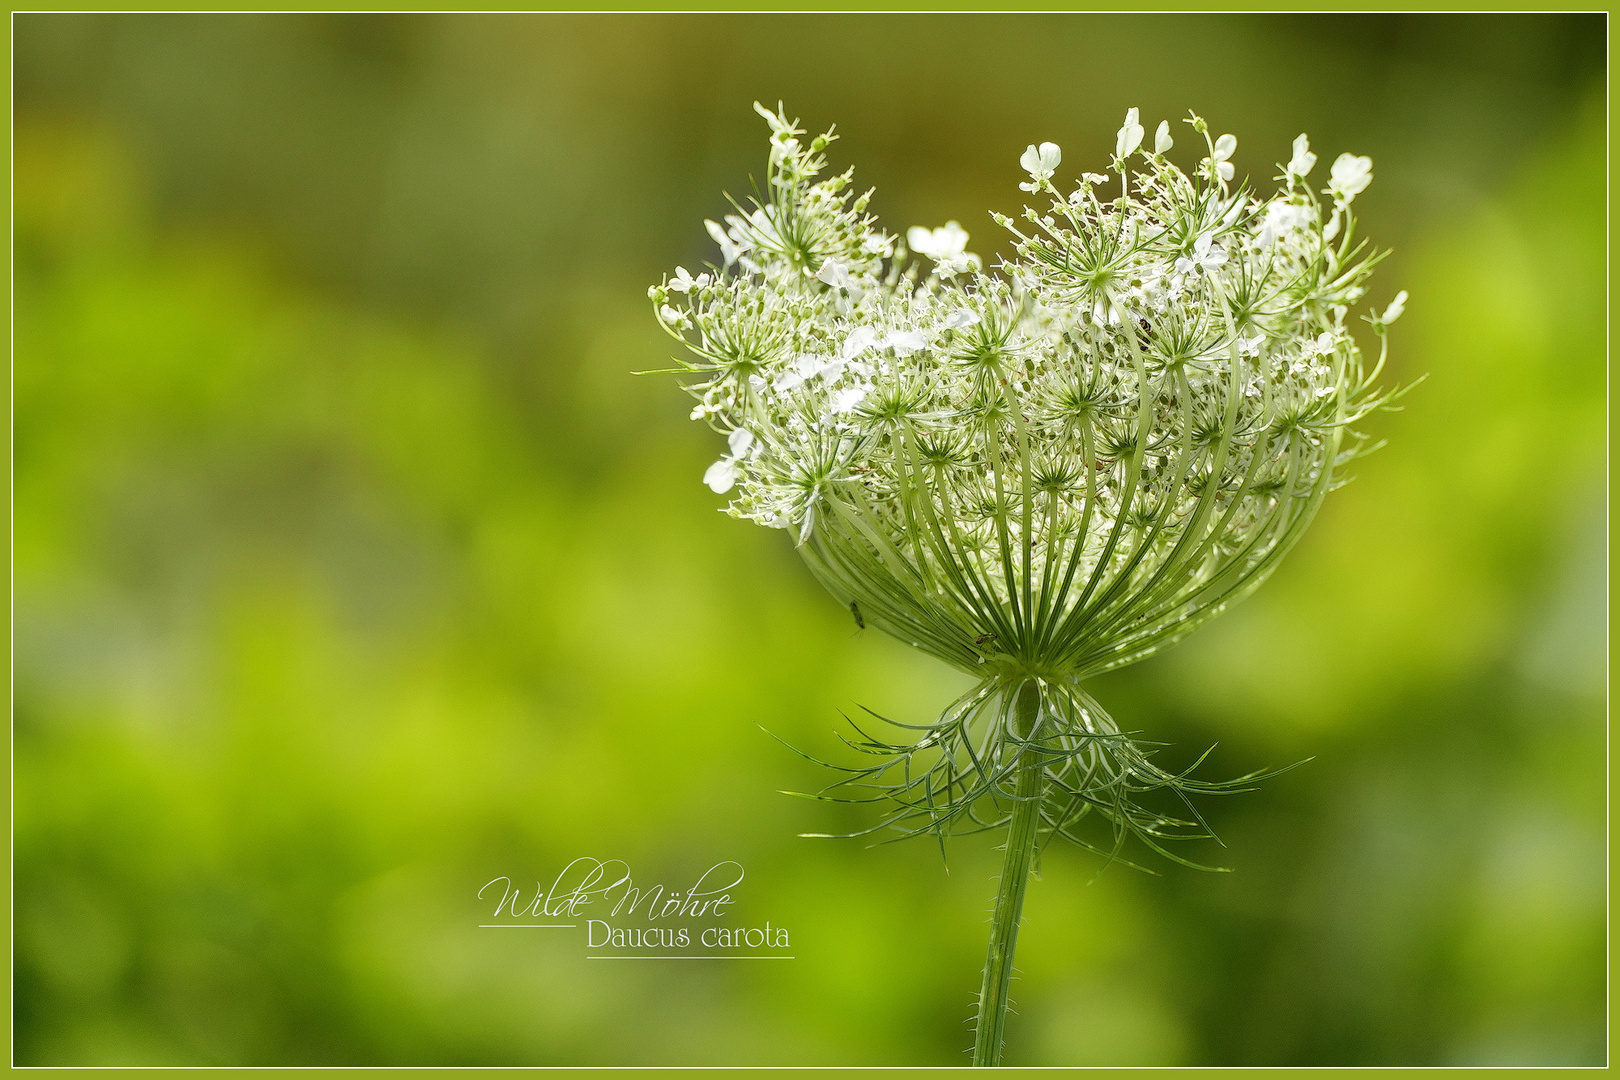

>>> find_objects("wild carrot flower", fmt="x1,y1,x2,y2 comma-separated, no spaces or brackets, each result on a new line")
650,103,1403,1066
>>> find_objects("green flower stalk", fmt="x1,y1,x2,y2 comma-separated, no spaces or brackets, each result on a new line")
650,104,1404,1067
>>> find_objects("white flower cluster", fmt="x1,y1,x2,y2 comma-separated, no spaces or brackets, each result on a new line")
651,104,1401,681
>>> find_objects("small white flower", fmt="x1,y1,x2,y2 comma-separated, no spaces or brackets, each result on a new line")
776,353,830,391
1208,133,1237,182
1257,200,1313,246
816,257,853,290
830,385,870,414
884,329,928,356
705,218,746,267
703,428,757,493
752,100,791,133
1081,172,1110,186
1154,120,1173,155
842,325,879,359
768,135,800,169
816,356,849,383
907,222,965,259
943,309,981,331
1238,333,1265,357
1380,290,1409,325
668,265,711,293
1328,153,1373,202
703,457,739,493
659,304,692,330
1019,142,1062,191
862,233,895,257
907,221,981,277
1115,109,1144,159
1174,233,1228,276
1312,332,1337,355
1287,134,1317,178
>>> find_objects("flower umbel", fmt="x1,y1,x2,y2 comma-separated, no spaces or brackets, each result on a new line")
650,103,1405,1063
652,103,1403,849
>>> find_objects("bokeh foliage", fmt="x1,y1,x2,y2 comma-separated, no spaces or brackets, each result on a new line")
13,13,1606,1066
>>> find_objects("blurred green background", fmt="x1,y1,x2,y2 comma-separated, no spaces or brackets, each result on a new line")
12,13,1607,1067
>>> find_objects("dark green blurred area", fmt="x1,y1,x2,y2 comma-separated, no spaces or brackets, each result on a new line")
12,13,1606,1067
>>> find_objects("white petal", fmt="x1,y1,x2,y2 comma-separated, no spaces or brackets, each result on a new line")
1116,109,1143,157
1329,153,1373,200
906,225,937,257
1019,143,1042,176
815,257,852,289
704,219,744,266
703,458,738,494
1154,120,1173,154
1288,134,1317,176
1381,290,1408,324
936,221,970,256
885,329,928,356
830,385,869,414
816,356,848,381
842,326,879,359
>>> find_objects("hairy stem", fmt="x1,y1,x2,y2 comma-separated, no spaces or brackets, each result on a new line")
972,680,1044,1067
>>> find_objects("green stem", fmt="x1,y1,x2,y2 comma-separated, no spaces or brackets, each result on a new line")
972,680,1045,1068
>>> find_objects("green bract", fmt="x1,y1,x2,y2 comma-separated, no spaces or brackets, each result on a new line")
651,104,1402,866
